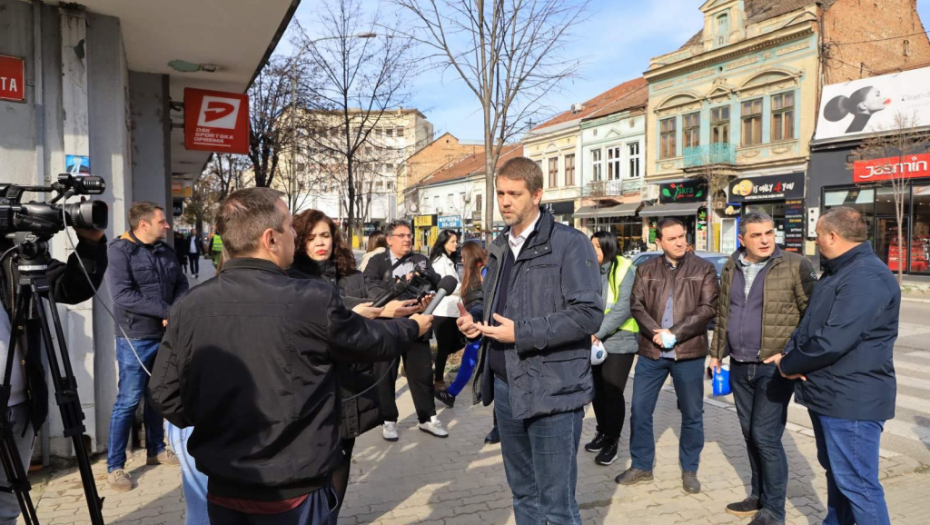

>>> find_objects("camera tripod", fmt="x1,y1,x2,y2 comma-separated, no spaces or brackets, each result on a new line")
0,233,104,524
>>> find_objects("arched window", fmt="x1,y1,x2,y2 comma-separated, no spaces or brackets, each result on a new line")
716,13,729,47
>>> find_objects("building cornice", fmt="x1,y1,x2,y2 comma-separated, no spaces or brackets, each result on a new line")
645,23,815,84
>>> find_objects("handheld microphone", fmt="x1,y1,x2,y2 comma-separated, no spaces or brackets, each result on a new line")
372,279,409,308
422,276,458,316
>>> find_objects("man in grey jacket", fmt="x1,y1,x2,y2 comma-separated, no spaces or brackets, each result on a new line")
585,231,639,466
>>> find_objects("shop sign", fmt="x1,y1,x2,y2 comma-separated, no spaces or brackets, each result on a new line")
853,153,930,183
414,214,436,227
543,201,575,215
784,200,805,253
728,172,805,203
184,88,250,154
172,180,193,198
659,181,706,204
438,215,462,229
0,55,25,103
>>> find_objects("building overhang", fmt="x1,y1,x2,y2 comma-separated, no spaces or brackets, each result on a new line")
36,0,301,182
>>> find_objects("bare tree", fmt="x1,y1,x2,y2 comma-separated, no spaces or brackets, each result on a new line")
394,0,588,242
293,0,416,244
182,154,249,233
850,111,930,284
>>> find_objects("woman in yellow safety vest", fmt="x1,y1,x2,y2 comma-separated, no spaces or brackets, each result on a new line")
585,231,640,467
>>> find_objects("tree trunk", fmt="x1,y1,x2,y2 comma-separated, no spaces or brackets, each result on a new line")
484,141,494,244
897,182,905,285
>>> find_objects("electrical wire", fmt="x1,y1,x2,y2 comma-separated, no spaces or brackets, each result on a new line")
828,29,930,47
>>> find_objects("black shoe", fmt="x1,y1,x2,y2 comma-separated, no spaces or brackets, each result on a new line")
682,471,701,494
434,390,455,408
584,432,608,453
594,440,619,466
484,426,500,445
615,467,653,485
725,496,762,518
747,511,784,525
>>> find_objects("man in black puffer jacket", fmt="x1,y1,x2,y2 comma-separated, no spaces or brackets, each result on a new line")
150,188,431,525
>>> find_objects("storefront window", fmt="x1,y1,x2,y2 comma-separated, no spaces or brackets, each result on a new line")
743,202,787,246
910,185,930,274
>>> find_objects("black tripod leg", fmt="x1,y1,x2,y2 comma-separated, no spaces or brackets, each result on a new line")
31,284,104,525
0,283,41,524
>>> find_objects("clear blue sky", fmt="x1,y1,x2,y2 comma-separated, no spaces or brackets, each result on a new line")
281,0,930,142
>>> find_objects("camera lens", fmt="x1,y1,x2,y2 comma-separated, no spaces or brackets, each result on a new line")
64,201,108,230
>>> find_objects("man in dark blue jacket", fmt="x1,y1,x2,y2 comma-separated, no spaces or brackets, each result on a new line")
767,206,899,525
105,202,189,491
457,157,603,525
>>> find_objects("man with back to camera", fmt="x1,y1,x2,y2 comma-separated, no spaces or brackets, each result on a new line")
363,219,448,440
105,202,187,492
456,157,603,524
710,211,816,525
617,217,718,494
149,188,432,525
767,207,899,525
0,224,107,525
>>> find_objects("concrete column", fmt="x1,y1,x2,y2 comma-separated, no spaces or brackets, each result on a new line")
129,72,173,225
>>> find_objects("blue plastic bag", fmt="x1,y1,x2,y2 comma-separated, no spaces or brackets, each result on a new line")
712,364,731,397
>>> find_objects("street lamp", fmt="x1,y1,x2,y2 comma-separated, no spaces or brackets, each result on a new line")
288,32,378,212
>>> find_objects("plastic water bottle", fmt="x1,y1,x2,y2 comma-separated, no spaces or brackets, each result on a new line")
712,364,731,397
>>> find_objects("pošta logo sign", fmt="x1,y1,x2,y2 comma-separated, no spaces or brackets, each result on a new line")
727,172,805,203
853,154,930,183
0,55,25,103
659,181,706,204
184,88,250,154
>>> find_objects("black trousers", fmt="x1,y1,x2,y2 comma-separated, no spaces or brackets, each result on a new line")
189,253,200,275
433,316,465,383
591,353,635,439
376,339,436,424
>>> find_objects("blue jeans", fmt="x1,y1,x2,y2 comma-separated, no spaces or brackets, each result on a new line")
207,483,338,525
447,340,480,397
107,337,165,472
494,377,583,525
629,356,705,472
730,362,793,522
166,422,210,525
810,412,890,525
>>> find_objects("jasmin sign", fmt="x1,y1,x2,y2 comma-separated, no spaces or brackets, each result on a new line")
853,154,930,183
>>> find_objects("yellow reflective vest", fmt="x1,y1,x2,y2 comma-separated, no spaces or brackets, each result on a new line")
606,256,639,334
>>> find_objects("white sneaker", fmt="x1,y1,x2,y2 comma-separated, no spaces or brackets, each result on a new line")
382,421,399,441
418,416,449,438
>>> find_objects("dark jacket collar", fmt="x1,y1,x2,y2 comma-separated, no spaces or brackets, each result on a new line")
221,257,288,275
291,253,336,279
821,242,873,275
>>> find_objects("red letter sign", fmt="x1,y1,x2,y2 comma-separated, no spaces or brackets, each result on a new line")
184,88,250,154
853,153,930,183
0,55,26,103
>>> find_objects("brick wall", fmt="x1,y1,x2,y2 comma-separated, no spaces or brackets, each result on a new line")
398,133,482,200
824,0,930,83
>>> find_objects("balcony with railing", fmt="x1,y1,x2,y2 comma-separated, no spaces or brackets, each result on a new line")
683,144,736,169
583,178,644,198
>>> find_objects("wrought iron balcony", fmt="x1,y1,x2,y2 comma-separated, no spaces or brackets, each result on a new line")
583,178,644,197
683,144,736,168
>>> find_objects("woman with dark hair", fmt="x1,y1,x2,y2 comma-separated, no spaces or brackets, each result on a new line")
824,85,891,133
429,230,464,393
360,230,387,272
287,210,420,514
585,231,639,466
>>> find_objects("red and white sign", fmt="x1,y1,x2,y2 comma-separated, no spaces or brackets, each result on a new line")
853,153,930,183
0,55,25,103
184,88,250,154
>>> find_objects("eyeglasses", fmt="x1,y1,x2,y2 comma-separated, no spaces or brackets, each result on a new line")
391,233,413,239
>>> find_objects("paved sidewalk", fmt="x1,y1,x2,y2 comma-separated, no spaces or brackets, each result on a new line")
18,370,930,525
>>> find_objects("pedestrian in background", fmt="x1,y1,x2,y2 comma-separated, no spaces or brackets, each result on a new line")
585,231,639,467
174,231,188,275
105,202,187,492
429,229,465,395
768,206,899,525
711,211,816,525
619,218,718,494
360,230,387,272
187,228,204,279
457,157,603,524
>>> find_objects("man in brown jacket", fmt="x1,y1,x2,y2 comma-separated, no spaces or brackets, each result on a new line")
617,218,719,494
710,211,816,525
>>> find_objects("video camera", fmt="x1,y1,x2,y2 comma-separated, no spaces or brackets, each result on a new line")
0,173,108,236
